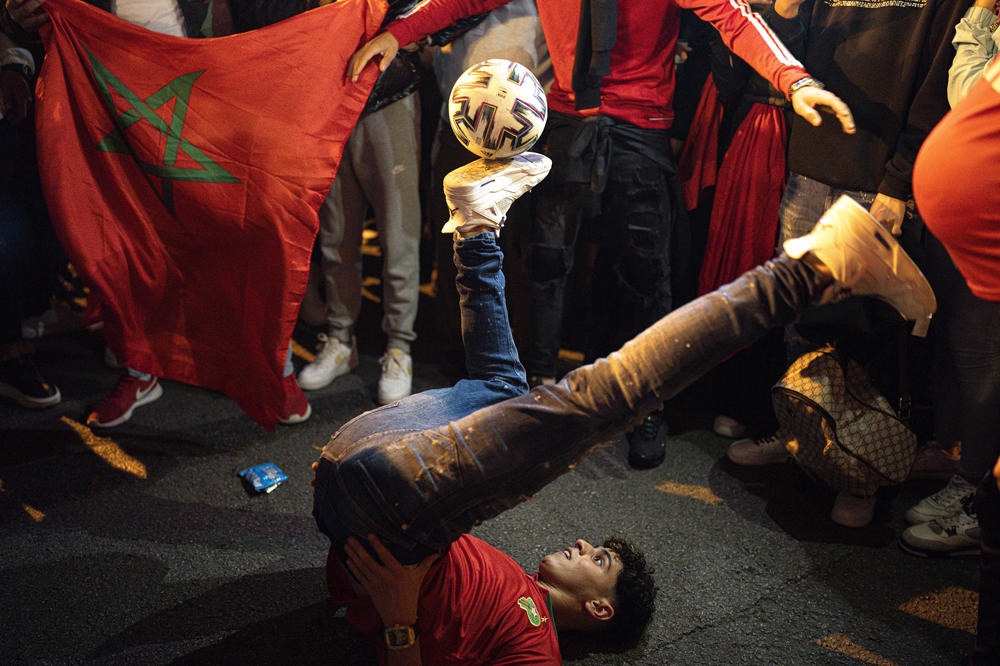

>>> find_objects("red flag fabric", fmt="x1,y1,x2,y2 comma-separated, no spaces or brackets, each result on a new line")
35,0,386,428
696,102,787,296
678,76,721,212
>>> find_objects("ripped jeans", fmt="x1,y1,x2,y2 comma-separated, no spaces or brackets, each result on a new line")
524,111,686,378
313,232,827,564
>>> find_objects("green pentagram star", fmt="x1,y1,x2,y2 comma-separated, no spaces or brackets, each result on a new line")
85,46,240,212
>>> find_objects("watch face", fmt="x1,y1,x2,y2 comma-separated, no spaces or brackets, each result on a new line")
385,625,415,649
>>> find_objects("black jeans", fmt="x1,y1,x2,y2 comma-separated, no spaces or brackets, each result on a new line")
525,111,688,378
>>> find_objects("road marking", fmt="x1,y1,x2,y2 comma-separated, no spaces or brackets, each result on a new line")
655,481,722,505
815,634,896,665
61,416,147,479
897,586,978,634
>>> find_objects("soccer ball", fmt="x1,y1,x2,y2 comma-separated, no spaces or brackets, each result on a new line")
448,59,548,159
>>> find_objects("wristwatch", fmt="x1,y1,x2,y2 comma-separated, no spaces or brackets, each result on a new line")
1,62,33,80
384,623,418,650
789,76,824,96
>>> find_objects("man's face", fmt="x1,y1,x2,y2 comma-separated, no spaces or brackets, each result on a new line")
538,539,623,600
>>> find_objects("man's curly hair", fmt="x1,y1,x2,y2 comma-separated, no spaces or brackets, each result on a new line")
600,536,657,646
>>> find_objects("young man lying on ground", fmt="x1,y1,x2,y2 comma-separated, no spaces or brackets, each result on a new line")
312,152,935,664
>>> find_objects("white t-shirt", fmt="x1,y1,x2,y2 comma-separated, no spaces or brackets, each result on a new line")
112,0,186,36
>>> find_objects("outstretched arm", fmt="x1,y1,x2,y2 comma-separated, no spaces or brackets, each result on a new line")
347,0,510,82
682,0,854,133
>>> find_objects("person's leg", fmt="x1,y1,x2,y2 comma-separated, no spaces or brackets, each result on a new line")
453,231,528,392
356,96,421,356
974,469,1000,663
297,136,363,391
525,115,585,383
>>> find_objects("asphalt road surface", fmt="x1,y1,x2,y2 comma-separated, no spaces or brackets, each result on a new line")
1,315,979,665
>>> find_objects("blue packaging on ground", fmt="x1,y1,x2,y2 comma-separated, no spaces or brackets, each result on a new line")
238,462,288,493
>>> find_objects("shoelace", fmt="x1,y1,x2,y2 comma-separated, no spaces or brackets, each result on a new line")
381,353,408,378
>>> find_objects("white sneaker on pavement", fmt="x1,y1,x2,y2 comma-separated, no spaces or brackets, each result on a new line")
377,349,412,404
901,498,981,557
297,334,358,391
783,195,936,336
442,152,552,236
726,433,791,466
904,474,977,525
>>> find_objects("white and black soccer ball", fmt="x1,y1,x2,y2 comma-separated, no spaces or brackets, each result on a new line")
448,59,548,159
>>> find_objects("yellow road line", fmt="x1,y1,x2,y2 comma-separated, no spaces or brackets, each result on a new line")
897,586,978,635
815,634,896,665
61,416,147,479
655,481,723,505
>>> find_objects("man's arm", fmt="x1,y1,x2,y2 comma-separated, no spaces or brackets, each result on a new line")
948,0,1000,107
678,0,854,133
349,0,509,81
877,0,972,233
344,535,438,666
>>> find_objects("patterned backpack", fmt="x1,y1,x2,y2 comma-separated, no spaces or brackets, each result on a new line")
771,345,917,497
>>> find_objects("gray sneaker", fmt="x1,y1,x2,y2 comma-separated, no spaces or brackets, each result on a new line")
783,195,936,336
442,152,552,236
901,497,981,557
904,474,977,525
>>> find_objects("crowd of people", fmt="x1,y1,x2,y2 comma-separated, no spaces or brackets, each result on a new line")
2,0,999,663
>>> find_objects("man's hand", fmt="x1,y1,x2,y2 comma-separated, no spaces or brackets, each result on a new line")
773,0,807,18
344,534,437,626
6,0,49,30
791,85,856,134
869,193,906,235
347,32,400,83
0,68,32,124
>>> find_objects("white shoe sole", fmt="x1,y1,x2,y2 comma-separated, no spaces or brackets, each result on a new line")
784,196,936,335
441,153,552,233
0,382,62,409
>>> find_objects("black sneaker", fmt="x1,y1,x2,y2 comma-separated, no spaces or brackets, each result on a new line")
627,411,667,469
0,356,61,409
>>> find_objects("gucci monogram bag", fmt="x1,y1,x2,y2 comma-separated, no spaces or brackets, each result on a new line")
772,346,917,497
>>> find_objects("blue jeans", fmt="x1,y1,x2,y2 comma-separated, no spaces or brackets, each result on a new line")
313,232,827,563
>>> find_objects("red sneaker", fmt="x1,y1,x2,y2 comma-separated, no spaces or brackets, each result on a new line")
87,375,162,428
279,375,311,425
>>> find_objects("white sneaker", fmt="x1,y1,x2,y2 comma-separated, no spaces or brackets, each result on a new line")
442,152,552,236
377,349,412,404
904,474,977,524
726,434,791,466
297,334,358,390
783,195,936,336
901,499,981,557
831,492,877,528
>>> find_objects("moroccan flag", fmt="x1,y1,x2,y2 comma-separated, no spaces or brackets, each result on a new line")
35,0,387,428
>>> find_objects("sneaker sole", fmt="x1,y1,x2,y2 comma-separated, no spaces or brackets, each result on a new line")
88,382,163,428
279,401,312,425
297,354,359,391
441,153,552,233
898,535,981,558
0,382,62,409
784,196,936,331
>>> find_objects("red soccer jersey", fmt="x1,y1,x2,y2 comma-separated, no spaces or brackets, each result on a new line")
914,59,1000,303
329,535,560,664
386,0,806,129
